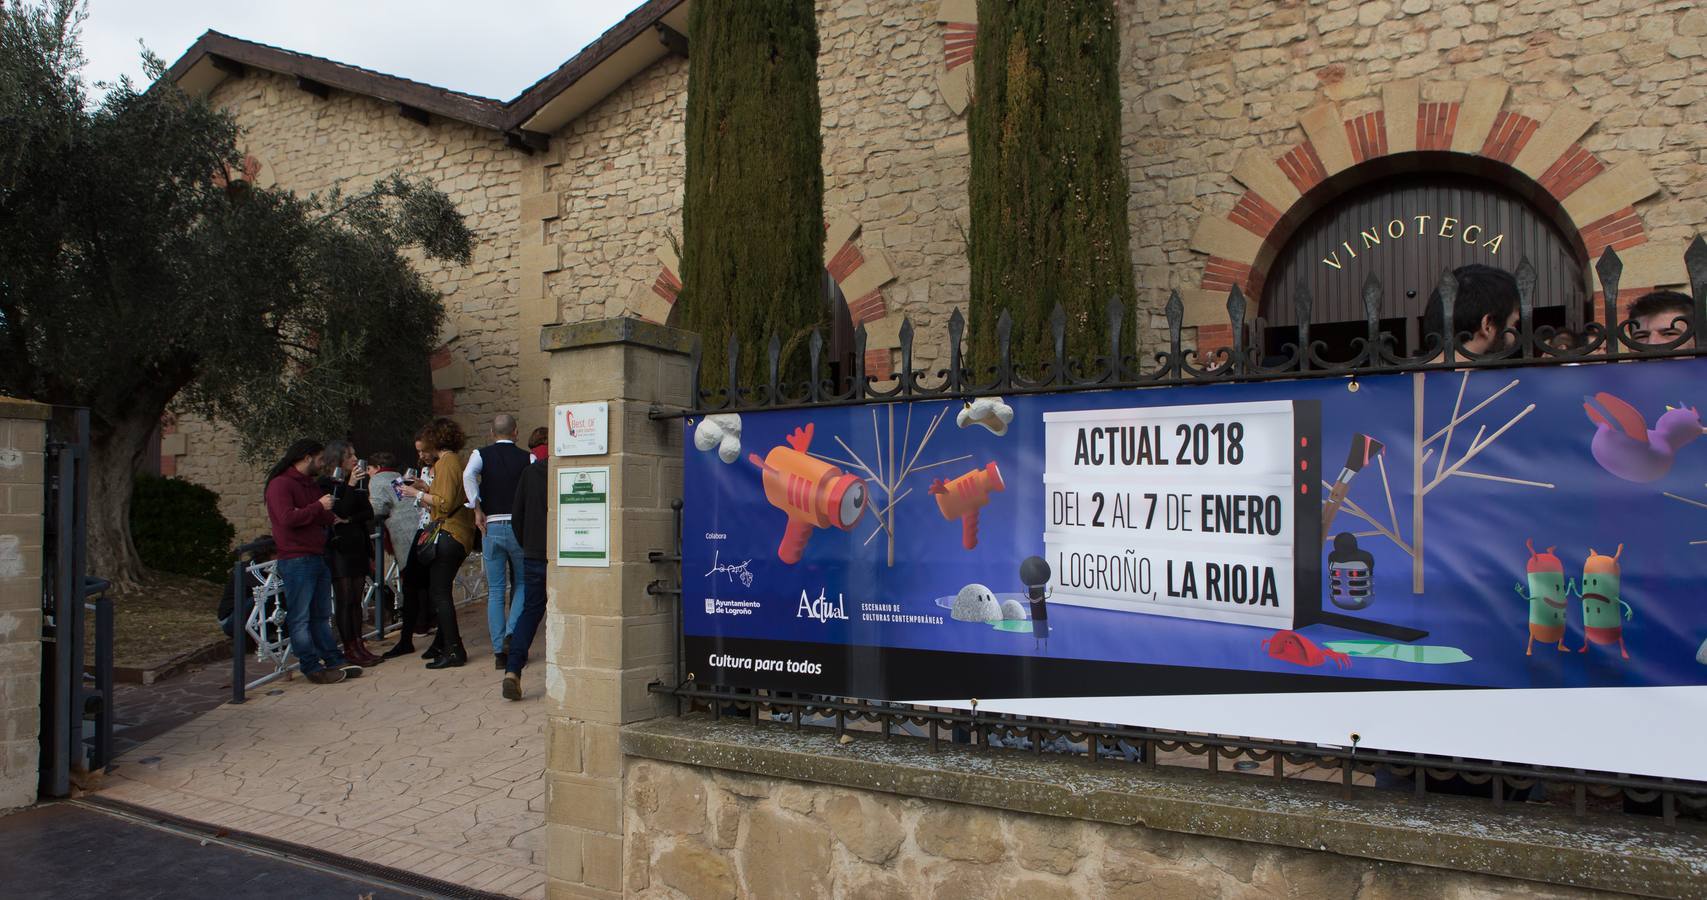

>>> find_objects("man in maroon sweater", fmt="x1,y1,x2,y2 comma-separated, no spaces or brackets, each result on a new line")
264,439,361,684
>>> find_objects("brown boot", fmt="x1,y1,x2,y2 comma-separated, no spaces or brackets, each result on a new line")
351,639,383,665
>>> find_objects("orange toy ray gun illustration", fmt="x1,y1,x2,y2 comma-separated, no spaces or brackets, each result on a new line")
931,462,1005,550
747,424,869,564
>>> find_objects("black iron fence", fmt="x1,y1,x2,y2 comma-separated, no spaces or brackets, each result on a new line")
647,241,1707,822
657,242,1707,417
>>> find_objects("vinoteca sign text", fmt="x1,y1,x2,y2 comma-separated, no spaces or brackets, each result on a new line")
1043,400,1318,629
1322,214,1506,271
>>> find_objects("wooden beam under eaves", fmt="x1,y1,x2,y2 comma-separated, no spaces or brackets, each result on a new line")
295,76,330,99
208,54,246,77
397,103,430,126
656,22,689,58
506,130,550,155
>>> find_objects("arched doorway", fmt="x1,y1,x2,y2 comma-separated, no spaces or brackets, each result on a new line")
1259,173,1589,360
1187,78,1688,357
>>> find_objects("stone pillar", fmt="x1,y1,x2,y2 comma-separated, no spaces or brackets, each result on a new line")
539,318,692,898
0,397,49,811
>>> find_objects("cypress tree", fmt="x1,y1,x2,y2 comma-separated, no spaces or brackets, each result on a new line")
678,1,825,393
968,0,1135,373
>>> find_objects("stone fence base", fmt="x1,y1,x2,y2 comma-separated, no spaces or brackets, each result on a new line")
619,717,1704,899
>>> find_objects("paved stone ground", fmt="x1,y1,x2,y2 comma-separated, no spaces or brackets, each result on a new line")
111,661,232,757
96,603,547,899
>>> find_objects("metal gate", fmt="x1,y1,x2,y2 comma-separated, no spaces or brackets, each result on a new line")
38,408,113,797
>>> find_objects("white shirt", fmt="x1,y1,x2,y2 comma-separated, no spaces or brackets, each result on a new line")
462,440,517,523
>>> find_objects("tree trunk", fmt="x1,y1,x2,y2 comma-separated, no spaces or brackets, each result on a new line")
85,409,160,592
969,0,1135,372
679,0,826,392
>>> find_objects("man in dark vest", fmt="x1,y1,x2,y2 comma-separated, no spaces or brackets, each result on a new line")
462,413,534,668
502,451,549,700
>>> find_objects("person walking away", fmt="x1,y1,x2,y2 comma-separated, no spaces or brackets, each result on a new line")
320,440,381,665
501,452,549,700
399,418,478,668
263,439,361,684
463,414,533,668
527,426,549,462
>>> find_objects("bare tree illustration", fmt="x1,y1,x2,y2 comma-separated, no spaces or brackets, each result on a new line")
1329,370,1554,593
1661,493,1707,546
811,404,971,566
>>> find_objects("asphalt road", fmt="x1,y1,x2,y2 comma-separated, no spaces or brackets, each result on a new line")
0,802,422,899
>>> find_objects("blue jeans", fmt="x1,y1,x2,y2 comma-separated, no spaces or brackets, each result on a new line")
278,556,346,675
506,559,548,674
483,520,526,655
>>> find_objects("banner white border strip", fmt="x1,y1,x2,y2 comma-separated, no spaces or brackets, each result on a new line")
910,686,1707,781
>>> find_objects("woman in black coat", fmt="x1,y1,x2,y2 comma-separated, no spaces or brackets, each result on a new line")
319,440,381,666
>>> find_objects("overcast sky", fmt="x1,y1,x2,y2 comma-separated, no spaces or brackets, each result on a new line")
77,0,643,99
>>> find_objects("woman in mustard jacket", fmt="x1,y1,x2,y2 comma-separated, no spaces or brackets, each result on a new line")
398,417,478,669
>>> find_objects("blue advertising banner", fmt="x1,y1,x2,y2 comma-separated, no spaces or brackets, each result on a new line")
683,359,1707,779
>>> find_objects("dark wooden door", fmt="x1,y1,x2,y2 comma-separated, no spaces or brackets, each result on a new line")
1259,174,1586,358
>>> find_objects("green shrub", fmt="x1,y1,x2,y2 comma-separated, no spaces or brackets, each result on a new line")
130,474,236,583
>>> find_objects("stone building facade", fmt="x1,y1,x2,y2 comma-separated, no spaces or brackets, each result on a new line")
165,0,1707,536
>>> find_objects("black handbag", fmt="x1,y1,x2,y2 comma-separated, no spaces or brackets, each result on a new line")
414,522,448,565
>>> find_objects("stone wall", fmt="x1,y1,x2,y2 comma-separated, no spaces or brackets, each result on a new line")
537,0,973,376
167,68,525,537
0,398,48,810
1125,0,1707,347
621,758,1614,899
175,0,1707,530
536,0,1707,365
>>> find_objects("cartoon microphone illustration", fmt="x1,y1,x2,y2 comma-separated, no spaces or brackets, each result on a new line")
1321,434,1383,540
930,462,1005,550
747,423,868,564
1020,555,1051,650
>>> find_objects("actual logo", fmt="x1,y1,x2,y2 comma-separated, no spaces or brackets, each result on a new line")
797,588,849,623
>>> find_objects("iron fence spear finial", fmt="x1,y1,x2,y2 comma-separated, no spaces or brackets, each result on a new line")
766,333,782,405
808,328,822,403
1516,256,1537,359
1596,246,1622,359
1435,267,1458,365
1164,290,1184,379
1227,285,1247,376
1686,235,1707,348
1050,303,1068,386
947,307,965,394
1294,275,1313,372
1360,271,1382,364
898,317,915,395
1106,295,1124,383
726,330,741,410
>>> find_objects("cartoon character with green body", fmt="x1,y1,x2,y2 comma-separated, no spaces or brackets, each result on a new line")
1515,540,1572,654
1575,545,1634,660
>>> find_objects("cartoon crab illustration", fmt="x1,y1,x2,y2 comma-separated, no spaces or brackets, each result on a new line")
1262,630,1351,670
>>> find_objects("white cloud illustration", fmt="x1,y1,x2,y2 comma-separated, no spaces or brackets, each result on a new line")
694,413,743,464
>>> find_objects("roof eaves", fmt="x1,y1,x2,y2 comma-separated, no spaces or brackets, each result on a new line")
499,0,686,130
167,31,510,133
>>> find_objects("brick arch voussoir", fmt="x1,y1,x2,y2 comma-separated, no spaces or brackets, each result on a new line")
633,216,902,376
1186,78,1677,350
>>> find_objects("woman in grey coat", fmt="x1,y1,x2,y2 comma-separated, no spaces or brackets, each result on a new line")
367,451,422,571
367,451,428,653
